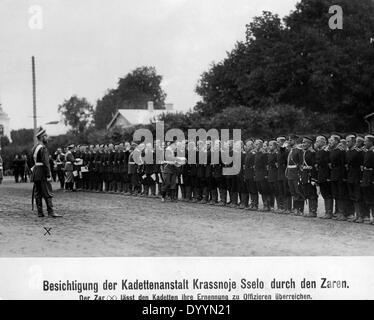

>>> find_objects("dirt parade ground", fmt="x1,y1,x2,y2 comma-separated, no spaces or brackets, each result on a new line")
1,178,374,257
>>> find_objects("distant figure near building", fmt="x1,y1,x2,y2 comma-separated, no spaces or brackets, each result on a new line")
31,127,62,218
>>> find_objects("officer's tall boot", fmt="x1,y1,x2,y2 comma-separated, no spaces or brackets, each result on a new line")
229,192,239,208
123,182,128,195
172,189,178,202
142,185,149,197
345,200,355,220
248,193,259,211
261,195,270,212
336,200,347,221
276,196,284,213
46,198,61,218
307,199,318,218
353,202,363,223
209,188,218,205
200,187,209,204
36,196,44,217
184,186,191,202
192,187,199,203
239,193,249,209
216,188,227,206
180,185,186,202
150,184,156,198
269,195,275,211
157,183,162,196
360,202,370,221
299,200,305,215
292,200,301,216
321,198,333,219
283,196,292,214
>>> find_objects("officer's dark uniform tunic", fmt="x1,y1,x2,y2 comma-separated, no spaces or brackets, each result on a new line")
300,148,318,216
267,151,278,210
277,146,291,212
286,146,304,213
254,149,271,210
244,150,258,209
361,146,374,209
346,146,365,219
329,146,348,217
31,142,54,215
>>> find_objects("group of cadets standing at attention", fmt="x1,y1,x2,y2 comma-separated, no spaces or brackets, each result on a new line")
51,133,374,224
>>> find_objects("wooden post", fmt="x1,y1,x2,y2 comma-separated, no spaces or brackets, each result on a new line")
32,56,37,145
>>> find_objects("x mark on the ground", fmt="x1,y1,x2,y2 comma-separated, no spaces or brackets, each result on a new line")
43,227,52,236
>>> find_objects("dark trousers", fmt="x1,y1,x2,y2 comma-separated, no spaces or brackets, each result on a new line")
347,183,361,203
34,180,53,214
362,185,374,206
288,179,304,210
161,173,177,198
57,170,65,189
319,182,332,199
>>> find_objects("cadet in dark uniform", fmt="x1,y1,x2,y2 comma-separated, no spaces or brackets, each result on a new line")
55,148,65,189
286,134,304,216
267,140,279,212
73,145,83,191
356,135,370,221
95,144,104,192
244,140,258,211
328,134,348,221
31,128,61,218
345,134,365,223
300,136,318,218
64,145,75,191
238,141,249,209
199,141,210,204
161,141,181,202
276,136,291,214
361,135,374,224
181,141,193,202
209,140,221,205
123,142,131,194
315,136,332,219
87,145,95,191
254,139,271,211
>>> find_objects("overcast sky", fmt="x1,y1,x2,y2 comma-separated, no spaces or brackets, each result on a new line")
0,0,298,129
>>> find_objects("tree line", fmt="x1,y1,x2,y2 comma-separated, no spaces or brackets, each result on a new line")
2,0,373,170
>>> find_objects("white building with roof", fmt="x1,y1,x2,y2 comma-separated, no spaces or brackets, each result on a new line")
107,102,175,130
43,120,70,137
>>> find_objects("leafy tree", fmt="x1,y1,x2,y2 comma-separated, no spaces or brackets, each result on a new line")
195,0,374,131
94,89,119,130
58,95,94,133
117,66,166,109
94,66,167,130
10,129,34,146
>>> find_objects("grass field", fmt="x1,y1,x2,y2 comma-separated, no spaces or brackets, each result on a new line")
1,178,374,256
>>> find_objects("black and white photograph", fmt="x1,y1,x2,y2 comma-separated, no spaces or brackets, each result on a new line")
0,0,374,302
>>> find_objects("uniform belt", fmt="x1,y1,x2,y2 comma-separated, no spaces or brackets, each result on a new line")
302,166,312,170
35,162,44,166
66,161,72,164
287,165,297,169
364,167,374,171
